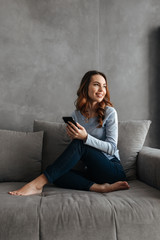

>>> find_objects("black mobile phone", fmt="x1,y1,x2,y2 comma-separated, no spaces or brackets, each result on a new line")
62,117,78,127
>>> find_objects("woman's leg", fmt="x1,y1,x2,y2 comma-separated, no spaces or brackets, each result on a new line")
82,147,126,184
80,145,129,192
53,143,129,192
9,140,89,195
54,170,94,191
8,173,48,196
9,140,129,195
54,169,129,193
43,139,89,183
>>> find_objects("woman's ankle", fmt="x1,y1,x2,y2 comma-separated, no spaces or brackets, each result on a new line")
89,183,104,192
33,174,49,189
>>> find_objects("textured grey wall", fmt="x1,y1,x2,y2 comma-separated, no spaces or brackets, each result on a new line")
0,0,99,130
0,0,160,147
99,0,160,147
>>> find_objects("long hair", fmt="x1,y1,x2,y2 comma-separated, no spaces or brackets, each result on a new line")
75,70,113,128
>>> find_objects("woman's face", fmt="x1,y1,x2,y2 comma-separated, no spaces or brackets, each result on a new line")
88,74,107,105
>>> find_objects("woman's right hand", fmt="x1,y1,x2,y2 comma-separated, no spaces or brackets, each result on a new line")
66,122,88,141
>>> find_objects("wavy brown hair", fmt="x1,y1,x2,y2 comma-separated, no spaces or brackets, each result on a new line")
75,70,113,128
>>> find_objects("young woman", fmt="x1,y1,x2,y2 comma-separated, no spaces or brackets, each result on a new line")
9,70,129,196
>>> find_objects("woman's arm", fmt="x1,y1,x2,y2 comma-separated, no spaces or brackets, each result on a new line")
68,108,118,156
84,108,118,155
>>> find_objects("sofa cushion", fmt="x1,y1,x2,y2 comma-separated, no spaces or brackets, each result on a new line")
118,120,151,180
33,121,86,172
34,120,151,180
0,130,43,182
0,182,41,240
40,180,160,240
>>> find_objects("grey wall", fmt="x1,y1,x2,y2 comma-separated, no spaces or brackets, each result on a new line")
99,0,160,148
0,0,160,147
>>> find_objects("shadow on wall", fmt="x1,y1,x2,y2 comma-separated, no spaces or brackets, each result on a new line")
148,27,160,148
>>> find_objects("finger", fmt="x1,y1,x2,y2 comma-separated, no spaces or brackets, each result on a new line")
67,127,79,139
66,127,73,136
67,122,79,133
76,122,83,130
68,122,79,132
67,124,77,135
66,131,74,139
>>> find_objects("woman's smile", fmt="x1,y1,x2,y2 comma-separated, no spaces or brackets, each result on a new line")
88,74,107,105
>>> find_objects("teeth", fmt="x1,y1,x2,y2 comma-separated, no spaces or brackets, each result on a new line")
97,94,103,97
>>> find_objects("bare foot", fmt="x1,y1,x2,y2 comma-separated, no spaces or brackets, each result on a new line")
8,174,48,196
8,183,42,196
90,181,130,193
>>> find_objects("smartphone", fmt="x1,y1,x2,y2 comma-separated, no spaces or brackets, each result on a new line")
62,117,78,127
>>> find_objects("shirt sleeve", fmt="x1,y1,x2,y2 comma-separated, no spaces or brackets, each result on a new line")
84,108,118,156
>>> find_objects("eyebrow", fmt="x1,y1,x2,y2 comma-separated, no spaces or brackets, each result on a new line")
93,81,106,86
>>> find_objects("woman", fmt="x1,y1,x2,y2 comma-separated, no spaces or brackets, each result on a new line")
9,70,129,196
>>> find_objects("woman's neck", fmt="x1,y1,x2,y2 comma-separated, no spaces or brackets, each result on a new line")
80,102,98,121
90,101,97,110
86,105,98,119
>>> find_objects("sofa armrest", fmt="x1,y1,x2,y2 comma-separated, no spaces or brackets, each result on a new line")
137,146,160,190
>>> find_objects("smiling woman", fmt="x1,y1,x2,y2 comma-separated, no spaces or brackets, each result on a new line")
8,70,129,196
88,75,107,101
75,71,113,126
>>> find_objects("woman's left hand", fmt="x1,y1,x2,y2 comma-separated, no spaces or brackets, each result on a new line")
66,122,88,141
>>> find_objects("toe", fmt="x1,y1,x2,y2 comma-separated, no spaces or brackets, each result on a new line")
12,191,17,195
124,182,130,188
8,191,14,195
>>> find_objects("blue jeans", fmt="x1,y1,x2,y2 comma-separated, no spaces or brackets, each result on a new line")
43,139,126,191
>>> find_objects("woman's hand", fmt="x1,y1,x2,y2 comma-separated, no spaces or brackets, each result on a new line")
66,122,88,141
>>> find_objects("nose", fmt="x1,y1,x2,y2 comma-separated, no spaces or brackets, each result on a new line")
98,86,103,92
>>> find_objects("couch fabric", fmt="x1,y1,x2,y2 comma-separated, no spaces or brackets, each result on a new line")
0,182,40,240
118,120,151,179
1,119,159,240
0,130,44,182
137,146,160,189
1,179,160,240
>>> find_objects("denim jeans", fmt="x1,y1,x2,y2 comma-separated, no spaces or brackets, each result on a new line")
43,139,126,191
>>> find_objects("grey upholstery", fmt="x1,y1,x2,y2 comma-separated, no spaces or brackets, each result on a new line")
1,179,160,240
0,130,44,181
1,120,159,240
33,120,86,172
0,182,41,240
137,146,160,189
40,180,160,240
118,120,151,179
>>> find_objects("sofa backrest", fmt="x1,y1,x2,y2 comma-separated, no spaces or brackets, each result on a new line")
0,130,43,182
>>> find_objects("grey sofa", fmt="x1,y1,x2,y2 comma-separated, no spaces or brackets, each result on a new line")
0,119,160,240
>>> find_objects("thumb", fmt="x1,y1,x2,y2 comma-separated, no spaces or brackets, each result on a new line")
76,122,83,129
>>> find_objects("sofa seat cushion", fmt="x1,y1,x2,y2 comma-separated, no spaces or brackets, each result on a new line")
1,181,160,240
0,130,43,182
39,180,160,240
0,182,42,240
